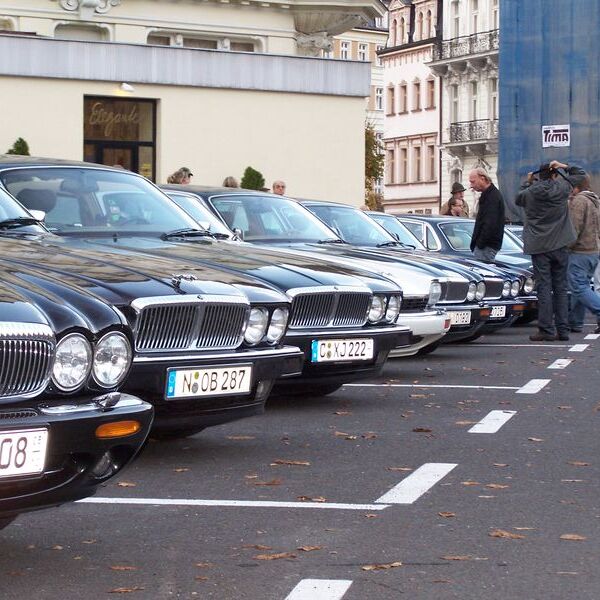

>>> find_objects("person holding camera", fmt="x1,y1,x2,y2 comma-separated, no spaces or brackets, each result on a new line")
516,160,578,341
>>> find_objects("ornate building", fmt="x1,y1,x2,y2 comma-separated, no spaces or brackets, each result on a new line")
379,0,440,214
428,0,499,214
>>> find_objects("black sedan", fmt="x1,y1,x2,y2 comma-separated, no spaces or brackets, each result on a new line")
0,159,409,402
0,262,153,530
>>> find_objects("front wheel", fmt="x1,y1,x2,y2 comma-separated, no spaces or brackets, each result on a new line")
0,516,17,531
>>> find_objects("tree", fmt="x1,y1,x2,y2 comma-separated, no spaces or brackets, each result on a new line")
6,137,30,156
241,166,265,190
365,123,384,211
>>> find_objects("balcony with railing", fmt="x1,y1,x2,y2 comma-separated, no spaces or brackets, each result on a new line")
445,119,498,155
431,29,498,63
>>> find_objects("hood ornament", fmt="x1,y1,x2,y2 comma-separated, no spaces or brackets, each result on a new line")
172,273,198,289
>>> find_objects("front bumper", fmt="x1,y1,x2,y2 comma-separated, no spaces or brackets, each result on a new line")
480,299,525,333
276,324,411,386
0,392,152,519
126,346,304,433
436,303,488,342
391,310,450,357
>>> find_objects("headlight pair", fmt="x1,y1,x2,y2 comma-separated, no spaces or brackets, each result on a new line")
368,295,402,324
52,331,132,392
466,281,486,302
510,280,520,297
244,307,289,346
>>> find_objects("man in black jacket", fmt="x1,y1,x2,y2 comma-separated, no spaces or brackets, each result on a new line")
515,160,577,341
469,168,505,262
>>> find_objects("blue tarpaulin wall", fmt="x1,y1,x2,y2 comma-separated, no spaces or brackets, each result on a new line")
499,0,600,221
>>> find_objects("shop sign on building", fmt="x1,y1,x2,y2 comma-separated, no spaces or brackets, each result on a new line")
542,124,570,148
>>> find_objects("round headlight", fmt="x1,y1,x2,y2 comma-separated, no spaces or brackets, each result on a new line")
266,307,289,344
466,282,477,301
368,295,386,323
511,280,520,297
428,281,442,306
475,281,486,301
502,281,511,298
385,295,401,322
52,333,92,392
93,332,132,388
523,277,535,294
244,307,269,345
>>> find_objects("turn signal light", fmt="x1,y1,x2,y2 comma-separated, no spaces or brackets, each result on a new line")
513,304,526,312
96,420,141,439
480,308,491,318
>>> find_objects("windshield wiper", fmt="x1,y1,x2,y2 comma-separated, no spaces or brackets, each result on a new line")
317,238,347,244
0,217,40,229
161,228,214,240
376,240,402,248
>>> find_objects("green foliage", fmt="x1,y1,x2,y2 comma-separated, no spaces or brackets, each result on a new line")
6,137,30,156
365,123,384,200
365,190,384,212
241,166,266,190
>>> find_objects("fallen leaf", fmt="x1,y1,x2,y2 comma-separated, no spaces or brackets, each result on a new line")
485,484,509,490
245,474,258,480
82,539,97,545
528,437,544,442
254,552,297,560
108,588,145,594
271,459,310,467
489,529,525,539
441,555,472,561
561,479,584,483
412,427,432,433
110,566,137,571
560,534,587,541
253,479,282,486
558,406,572,410
362,561,403,571
438,512,456,518
333,411,351,416
455,420,477,426
297,546,323,552
567,461,590,467
226,435,255,440
297,495,326,502
334,431,351,437
556,572,579,575
117,481,137,488
514,527,535,531
365,514,379,519
173,468,189,473
409,394,427,398
461,481,480,486
387,467,412,472
52,545,63,551
242,544,272,551
362,432,378,439
493,463,509,467
195,562,213,568
195,576,209,582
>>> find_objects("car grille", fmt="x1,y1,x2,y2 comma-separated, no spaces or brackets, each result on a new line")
484,279,504,300
0,323,55,399
441,281,470,303
289,287,371,329
401,296,429,313
133,297,249,352
0,409,38,420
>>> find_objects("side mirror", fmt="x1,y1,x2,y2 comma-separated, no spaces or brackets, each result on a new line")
29,209,46,222
232,227,244,240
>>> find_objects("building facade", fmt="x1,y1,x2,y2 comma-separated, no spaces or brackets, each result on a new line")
428,0,499,215
0,0,386,204
379,0,440,214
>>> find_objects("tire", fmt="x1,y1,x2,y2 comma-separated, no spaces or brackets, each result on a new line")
150,427,206,440
0,516,17,531
303,383,343,397
416,340,441,356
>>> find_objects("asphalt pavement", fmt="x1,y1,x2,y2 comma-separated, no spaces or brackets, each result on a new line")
2,324,599,599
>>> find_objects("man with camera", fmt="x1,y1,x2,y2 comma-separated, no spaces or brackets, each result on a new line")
516,160,578,341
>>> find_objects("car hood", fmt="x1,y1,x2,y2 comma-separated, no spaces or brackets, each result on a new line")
0,264,53,325
62,235,401,295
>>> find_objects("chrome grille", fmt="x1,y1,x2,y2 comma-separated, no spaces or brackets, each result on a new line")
484,279,504,300
288,287,371,329
0,323,54,399
401,296,429,313
132,296,249,352
0,409,38,420
441,281,470,303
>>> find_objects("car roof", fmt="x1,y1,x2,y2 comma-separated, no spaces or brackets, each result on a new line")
161,184,284,199
0,155,125,171
396,214,476,224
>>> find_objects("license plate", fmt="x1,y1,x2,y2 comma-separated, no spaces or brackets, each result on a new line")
166,366,252,399
311,338,374,363
449,311,471,325
0,428,48,478
490,305,507,318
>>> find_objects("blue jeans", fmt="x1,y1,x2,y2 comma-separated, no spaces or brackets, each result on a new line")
568,253,600,329
472,246,498,262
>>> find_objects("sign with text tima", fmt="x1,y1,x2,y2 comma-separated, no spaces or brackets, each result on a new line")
542,124,570,148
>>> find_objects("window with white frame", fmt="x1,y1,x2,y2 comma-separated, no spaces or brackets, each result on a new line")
399,17,406,44
386,148,395,184
417,12,424,41
376,87,384,110
427,145,436,180
426,10,433,38
450,84,459,122
376,45,384,66
414,146,422,182
358,43,368,61
387,86,396,114
490,78,498,120
413,81,421,111
451,0,460,38
470,80,478,120
471,0,479,34
492,0,499,29
390,20,397,46
399,83,408,113
400,147,408,183
427,79,436,109
341,41,350,60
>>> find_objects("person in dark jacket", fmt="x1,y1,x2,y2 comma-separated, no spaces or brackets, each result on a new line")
516,160,577,341
468,167,505,262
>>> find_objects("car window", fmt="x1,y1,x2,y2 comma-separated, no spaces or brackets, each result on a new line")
167,192,232,236
306,205,394,246
0,186,47,233
425,225,441,250
400,221,425,243
439,221,523,252
1,168,198,234
208,195,338,242
369,214,426,249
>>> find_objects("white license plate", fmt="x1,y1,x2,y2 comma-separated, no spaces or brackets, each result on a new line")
490,305,507,318
449,311,472,325
311,338,374,363
166,366,252,399
0,428,48,478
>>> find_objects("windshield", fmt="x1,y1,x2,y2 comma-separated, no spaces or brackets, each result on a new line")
208,194,339,243
306,204,395,246
166,192,233,237
439,221,523,252
0,186,47,234
0,168,199,235
369,214,426,249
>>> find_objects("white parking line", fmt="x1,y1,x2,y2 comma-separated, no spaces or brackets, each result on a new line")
569,344,589,352
344,383,520,391
78,498,389,511
585,334,600,340
375,463,457,504
285,580,352,600
468,410,516,433
516,379,551,394
452,343,571,348
548,358,573,370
